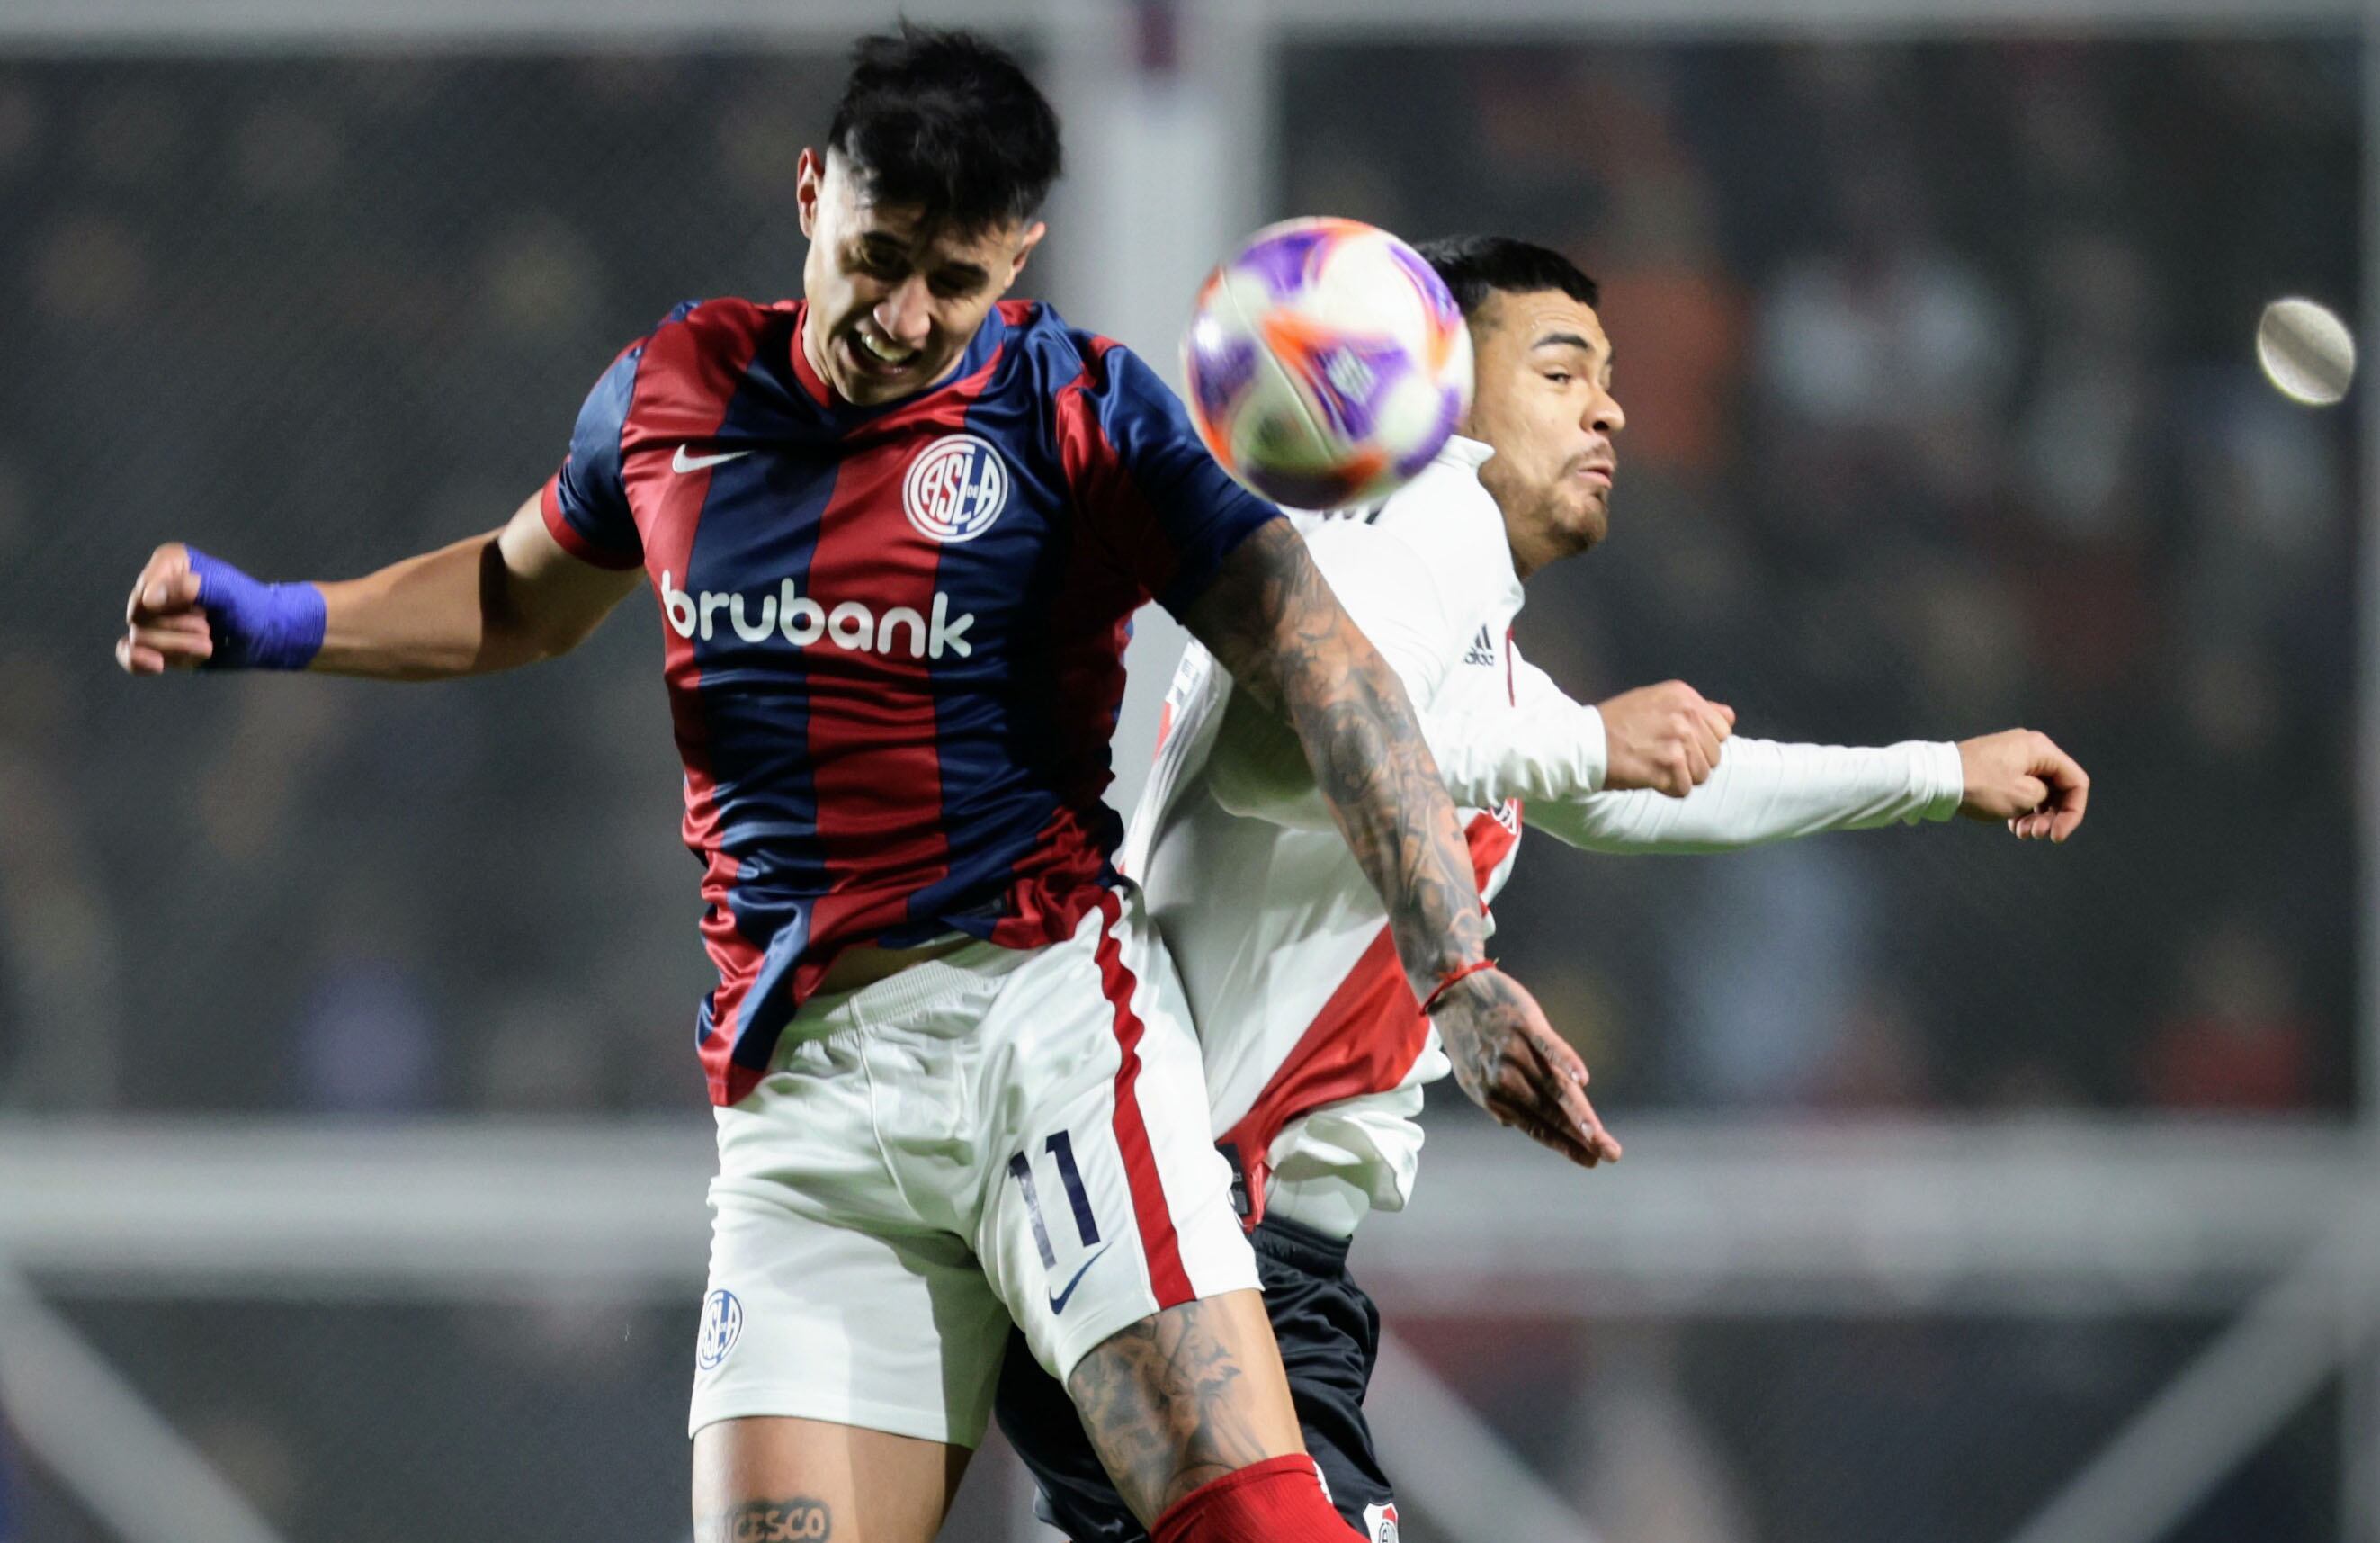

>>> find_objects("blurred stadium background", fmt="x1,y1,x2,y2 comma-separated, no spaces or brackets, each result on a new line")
0,0,2371,1539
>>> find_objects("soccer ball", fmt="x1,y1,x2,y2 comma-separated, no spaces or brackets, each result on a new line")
1182,217,1472,510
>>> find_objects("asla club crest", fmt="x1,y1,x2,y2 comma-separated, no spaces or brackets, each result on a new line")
904,434,1009,543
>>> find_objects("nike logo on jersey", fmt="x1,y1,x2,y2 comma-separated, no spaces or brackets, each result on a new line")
673,446,753,473
1047,1243,1113,1314
1463,625,1498,667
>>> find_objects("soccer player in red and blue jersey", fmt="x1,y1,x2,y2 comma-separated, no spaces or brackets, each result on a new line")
115,26,1618,1543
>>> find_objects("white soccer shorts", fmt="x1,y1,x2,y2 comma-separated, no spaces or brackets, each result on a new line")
688,887,1258,1447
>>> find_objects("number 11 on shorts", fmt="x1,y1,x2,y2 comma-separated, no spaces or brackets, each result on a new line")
1009,1130,1103,1274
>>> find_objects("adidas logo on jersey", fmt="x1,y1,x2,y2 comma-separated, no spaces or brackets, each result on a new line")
1463,625,1498,667
658,572,976,659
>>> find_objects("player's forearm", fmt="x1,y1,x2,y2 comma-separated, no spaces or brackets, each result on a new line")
1187,520,1487,991
1297,635,1490,987
1532,737,1964,852
1212,520,1598,827
311,532,559,679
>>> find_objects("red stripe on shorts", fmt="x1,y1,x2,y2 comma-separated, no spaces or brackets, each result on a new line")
1093,891,1195,1307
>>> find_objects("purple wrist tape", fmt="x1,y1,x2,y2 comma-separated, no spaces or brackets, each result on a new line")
186,547,327,671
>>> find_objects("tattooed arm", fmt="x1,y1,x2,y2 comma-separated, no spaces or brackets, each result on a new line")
1183,517,1620,1166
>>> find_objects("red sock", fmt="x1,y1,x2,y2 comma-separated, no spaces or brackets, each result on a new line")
1150,1454,1360,1543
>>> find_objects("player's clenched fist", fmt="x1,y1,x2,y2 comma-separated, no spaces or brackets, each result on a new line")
1430,964,1622,1170
117,543,210,675
117,543,325,676
1956,728,2090,842
1597,679,1735,797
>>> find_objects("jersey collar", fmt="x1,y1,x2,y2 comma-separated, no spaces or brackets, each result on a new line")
1438,432,1494,470
787,301,1011,417
1444,432,1525,604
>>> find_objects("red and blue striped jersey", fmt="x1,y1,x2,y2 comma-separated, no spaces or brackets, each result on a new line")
541,297,1277,1105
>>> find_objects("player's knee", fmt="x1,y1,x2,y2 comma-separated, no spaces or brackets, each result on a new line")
1150,1454,1358,1542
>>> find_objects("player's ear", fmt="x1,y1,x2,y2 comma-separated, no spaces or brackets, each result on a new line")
1004,220,1048,288
795,148,826,241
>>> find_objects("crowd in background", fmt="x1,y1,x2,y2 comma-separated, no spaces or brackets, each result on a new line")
0,34,2357,1543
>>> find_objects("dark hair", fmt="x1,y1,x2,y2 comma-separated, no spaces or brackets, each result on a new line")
825,23,1063,231
1413,235,1599,318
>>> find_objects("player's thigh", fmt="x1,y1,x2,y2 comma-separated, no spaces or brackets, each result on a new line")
692,1415,968,1543
973,893,1298,1521
696,1027,1015,1453
975,893,1257,1380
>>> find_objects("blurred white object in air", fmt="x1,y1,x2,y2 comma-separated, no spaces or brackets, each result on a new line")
2255,296,2355,406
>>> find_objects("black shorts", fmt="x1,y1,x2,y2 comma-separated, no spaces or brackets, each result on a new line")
993,1213,1395,1541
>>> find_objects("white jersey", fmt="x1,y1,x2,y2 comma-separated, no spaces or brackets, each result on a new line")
1122,435,1966,1238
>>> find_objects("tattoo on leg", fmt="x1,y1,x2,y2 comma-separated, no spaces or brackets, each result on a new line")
699,1497,833,1543
1067,1299,1271,1521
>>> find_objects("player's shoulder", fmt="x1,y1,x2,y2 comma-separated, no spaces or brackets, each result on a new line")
1296,509,1442,607
1372,436,1499,533
613,296,798,429
994,300,1156,397
643,295,799,354
1364,437,1513,599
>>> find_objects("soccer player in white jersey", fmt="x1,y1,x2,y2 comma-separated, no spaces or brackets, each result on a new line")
996,235,2090,1542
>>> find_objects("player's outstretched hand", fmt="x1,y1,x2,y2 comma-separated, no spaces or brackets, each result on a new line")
1956,729,2089,842
117,543,212,675
1597,680,1734,798
1431,965,1622,1170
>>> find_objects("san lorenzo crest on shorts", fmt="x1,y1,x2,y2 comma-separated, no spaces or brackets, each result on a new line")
696,1287,743,1371
904,433,1010,543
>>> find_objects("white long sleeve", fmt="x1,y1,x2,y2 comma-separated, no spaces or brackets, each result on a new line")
1423,682,1607,809
1205,659,1613,829
1277,517,1610,808
1499,659,1966,852
1530,733,1964,850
